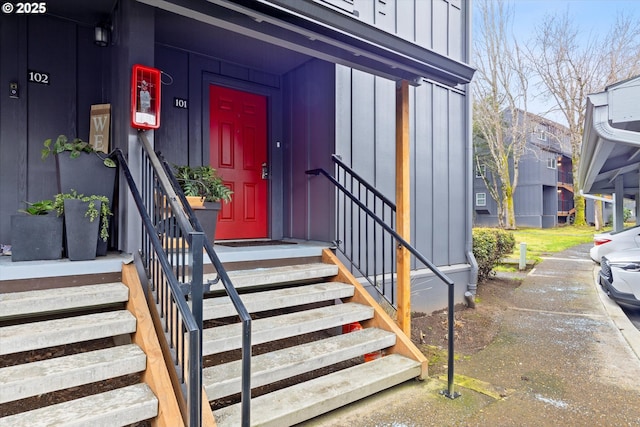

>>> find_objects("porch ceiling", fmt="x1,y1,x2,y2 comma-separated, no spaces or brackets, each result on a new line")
137,0,475,86
155,9,311,75
47,0,115,24
578,76,640,198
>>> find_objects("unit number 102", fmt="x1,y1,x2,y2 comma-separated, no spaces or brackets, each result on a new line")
28,70,49,85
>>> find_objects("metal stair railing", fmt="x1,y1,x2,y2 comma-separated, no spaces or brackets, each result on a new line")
113,147,203,426
158,150,253,426
306,155,460,398
329,154,397,306
114,131,252,426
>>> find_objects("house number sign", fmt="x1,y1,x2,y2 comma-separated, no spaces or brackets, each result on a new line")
27,70,50,85
174,97,188,109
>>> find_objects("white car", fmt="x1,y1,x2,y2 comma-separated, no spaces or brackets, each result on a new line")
589,224,640,263
599,248,640,308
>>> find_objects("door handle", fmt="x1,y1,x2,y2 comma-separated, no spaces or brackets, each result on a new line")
261,162,269,179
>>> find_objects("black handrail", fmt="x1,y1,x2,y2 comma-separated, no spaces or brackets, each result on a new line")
331,155,397,306
160,155,252,426
134,132,252,425
306,164,459,399
332,154,397,208
112,148,203,425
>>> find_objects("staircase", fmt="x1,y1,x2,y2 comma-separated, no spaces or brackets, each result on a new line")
202,249,427,426
557,182,573,192
0,249,427,427
0,270,183,427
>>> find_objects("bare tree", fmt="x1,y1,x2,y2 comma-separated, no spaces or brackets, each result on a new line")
473,0,531,229
474,129,505,228
594,199,604,231
529,10,640,226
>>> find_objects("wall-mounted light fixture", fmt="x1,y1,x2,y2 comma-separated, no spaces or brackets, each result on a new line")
94,23,110,47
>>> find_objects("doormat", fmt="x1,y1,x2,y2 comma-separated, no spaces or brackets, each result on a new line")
217,240,298,247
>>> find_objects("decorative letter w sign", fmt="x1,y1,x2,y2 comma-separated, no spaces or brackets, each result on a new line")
89,104,111,153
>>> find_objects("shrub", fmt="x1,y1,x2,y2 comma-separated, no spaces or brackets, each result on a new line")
473,228,515,283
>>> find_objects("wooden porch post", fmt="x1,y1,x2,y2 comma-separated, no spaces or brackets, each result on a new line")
396,80,411,336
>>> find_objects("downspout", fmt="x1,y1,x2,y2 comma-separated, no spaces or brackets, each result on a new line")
464,0,478,299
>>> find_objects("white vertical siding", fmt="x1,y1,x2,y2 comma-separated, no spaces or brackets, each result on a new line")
374,0,396,32
415,0,433,49
374,78,397,197
349,0,467,61
413,82,434,261
336,78,469,268
334,0,472,310
448,92,467,264
396,0,415,41
350,69,376,183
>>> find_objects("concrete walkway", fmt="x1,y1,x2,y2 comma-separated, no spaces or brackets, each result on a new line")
304,243,640,426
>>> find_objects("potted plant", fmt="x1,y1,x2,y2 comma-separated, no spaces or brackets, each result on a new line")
42,135,117,255
53,190,112,261
10,199,63,262
173,165,232,241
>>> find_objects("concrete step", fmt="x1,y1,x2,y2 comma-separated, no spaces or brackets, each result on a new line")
202,302,373,356
202,281,354,320
204,328,396,400
204,263,339,292
0,383,158,427
213,354,422,427
0,344,146,404
0,310,137,355
0,282,129,320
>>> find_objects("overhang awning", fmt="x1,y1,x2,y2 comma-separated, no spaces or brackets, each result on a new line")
137,0,475,87
578,76,640,197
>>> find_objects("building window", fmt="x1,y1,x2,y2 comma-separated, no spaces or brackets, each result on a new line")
547,157,557,169
475,164,486,178
476,192,487,207
536,124,548,141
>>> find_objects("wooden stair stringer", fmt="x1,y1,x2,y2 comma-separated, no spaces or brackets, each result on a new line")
322,249,428,379
122,263,203,427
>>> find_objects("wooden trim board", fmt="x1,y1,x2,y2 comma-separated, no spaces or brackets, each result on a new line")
322,249,428,379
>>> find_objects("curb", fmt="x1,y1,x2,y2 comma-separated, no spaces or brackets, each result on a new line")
592,266,640,361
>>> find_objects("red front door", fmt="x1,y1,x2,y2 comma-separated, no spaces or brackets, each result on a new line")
209,85,268,240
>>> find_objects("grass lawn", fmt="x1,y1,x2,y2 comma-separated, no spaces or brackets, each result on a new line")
504,225,602,266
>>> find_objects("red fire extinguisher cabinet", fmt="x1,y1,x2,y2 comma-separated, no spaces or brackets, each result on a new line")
131,64,161,130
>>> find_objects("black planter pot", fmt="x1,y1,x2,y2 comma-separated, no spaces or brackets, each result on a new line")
10,212,63,262
63,199,101,261
56,152,116,256
194,201,221,243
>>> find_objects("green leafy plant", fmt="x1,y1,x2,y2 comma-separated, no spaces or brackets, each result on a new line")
173,165,233,203
607,208,632,226
472,228,515,283
42,135,115,167
53,190,113,241
19,199,55,215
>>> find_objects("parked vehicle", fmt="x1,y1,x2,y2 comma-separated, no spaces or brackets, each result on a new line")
599,248,640,307
589,224,640,263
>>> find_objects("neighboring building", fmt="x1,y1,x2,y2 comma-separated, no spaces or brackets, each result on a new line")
474,110,575,228
0,0,475,312
580,75,640,231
